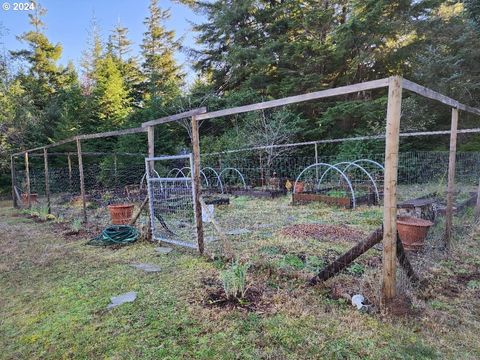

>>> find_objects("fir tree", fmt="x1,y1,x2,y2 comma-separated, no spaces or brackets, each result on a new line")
141,0,184,102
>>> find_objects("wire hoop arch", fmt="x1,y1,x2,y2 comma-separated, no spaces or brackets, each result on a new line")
294,162,356,208
218,167,247,190
202,166,224,193
318,161,380,203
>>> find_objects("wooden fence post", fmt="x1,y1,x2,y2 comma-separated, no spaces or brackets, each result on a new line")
445,107,458,248
381,76,403,306
475,178,480,218
76,139,87,223
11,155,18,208
43,148,51,214
191,116,205,254
24,152,31,208
67,153,73,191
147,126,155,172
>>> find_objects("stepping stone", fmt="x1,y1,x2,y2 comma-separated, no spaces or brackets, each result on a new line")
226,228,251,235
154,247,173,255
130,263,161,272
255,223,274,229
205,236,220,243
107,291,137,309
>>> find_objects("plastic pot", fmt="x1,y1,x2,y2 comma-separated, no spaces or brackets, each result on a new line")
108,204,135,225
397,216,434,251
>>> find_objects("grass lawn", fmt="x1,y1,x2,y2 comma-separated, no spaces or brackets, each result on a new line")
1,197,480,359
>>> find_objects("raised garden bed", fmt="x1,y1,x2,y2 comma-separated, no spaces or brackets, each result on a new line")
228,188,286,199
292,190,375,208
203,195,230,205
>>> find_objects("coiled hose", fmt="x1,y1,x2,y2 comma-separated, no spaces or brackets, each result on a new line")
87,225,139,246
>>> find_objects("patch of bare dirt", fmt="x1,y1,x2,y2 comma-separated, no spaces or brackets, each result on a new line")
385,295,420,317
201,277,271,313
280,223,366,242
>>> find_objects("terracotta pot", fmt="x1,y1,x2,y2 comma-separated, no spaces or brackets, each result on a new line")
397,216,434,250
108,204,135,225
294,181,305,194
22,193,38,204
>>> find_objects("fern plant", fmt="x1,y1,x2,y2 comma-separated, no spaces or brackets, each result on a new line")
220,261,249,300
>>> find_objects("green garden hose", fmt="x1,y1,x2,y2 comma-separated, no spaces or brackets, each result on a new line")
87,225,139,246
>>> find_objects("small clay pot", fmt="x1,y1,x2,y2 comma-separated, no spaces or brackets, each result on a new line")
294,181,305,194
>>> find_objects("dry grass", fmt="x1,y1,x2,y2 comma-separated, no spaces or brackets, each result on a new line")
1,197,480,359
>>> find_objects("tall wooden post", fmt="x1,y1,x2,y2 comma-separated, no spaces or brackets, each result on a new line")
11,155,18,208
381,76,403,305
445,107,459,247
76,139,87,223
24,152,31,208
43,148,51,214
314,143,319,181
475,178,480,218
191,116,205,254
147,126,155,172
67,153,73,191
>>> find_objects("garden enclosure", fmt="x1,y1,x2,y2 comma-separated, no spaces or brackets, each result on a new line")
11,76,480,306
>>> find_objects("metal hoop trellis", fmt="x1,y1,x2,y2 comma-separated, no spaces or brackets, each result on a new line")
294,162,357,208
218,167,247,189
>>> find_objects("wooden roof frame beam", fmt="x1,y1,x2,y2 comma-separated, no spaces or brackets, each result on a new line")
193,77,480,121
141,107,207,127
402,79,480,116
11,126,147,157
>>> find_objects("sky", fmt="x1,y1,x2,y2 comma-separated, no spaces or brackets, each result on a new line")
0,0,203,81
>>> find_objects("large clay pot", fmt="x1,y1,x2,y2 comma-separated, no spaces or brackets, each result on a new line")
108,204,135,225
397,216,434,250
22,193,38,205
294,181,305,194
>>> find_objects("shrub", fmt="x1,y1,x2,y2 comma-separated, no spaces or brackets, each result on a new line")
220,260,249,300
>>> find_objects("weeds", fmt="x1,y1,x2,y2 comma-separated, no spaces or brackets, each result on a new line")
220,260,249,300
71,218,83,232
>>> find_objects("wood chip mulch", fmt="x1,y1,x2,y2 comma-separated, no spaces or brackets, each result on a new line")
280,223,366,242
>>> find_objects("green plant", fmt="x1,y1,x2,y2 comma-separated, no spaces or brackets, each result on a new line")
326,189,348,198
37,205,50,221
467,280,480,290
220,260,249,300
71,218,83,233
347,263,365,276
280,254,305,270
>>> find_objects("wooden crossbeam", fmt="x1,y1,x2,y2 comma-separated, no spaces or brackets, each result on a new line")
195,78,390,121
142,107,207,127
403,79,480,116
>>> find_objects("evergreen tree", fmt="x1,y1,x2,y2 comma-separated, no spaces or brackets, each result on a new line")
92,54,131,130
81,13,103,94
141,0,184,102
107,20,144,106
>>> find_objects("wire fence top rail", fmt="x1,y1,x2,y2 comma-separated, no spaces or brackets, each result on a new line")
202,128,480,156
